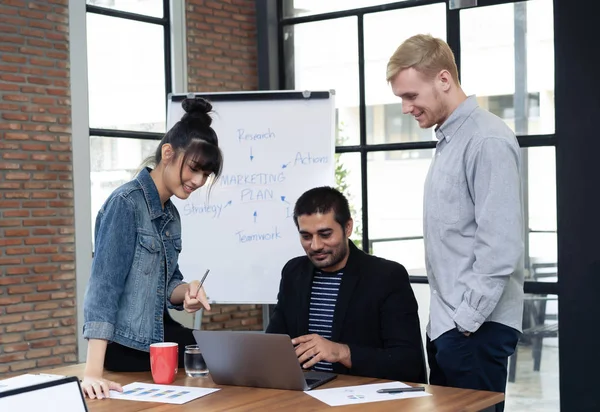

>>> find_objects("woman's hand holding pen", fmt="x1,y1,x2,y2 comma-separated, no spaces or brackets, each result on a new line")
184,280,211,312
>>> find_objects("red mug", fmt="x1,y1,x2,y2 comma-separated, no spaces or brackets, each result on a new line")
150,342,179,384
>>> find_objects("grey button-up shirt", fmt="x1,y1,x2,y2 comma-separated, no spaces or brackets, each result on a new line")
424,95,524,341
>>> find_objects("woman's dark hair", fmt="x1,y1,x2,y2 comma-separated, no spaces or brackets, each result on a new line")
150,97,223,188
293,186,351,230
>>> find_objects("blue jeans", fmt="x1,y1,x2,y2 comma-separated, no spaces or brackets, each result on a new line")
427,322,520,412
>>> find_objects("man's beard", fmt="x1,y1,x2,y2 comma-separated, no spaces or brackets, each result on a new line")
430,87,449,128
310,242,348,271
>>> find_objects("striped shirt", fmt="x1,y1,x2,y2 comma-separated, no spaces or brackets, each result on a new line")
308,270,343,372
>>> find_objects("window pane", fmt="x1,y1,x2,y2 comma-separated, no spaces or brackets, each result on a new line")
525,146,557,267
507,293,559,411
367,149,434,272
414,286,560,411
87,0,164,18
87,13,166,132
283,0,411,18
372,238,425,274
368,146,557,273
526,147,556,232
284,18,359,145
364,4,445,151
410,286,559,411
460,0,555,135
411,284,560,412
336,153,362,246
90,136,158,239
521,148,558,411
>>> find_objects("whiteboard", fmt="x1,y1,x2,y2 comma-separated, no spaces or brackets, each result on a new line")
167,91,335,304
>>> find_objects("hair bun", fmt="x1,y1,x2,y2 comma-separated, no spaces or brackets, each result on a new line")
182,97,212,114
181,97,213,126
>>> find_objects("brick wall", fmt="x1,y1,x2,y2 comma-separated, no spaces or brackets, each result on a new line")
0,0,75,377
186,0,263,330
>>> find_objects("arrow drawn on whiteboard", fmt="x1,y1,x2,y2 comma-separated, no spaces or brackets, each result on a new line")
253,211,257,223
282,162,290,169
224,200,232,208
281,196,290,204
250,147,254,161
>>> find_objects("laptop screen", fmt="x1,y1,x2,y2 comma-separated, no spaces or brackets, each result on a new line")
0,376,88,412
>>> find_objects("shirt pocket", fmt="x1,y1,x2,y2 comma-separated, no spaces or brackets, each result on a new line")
434,171,461,225
137,234,161,275
172,237,182,254
167,236,182,274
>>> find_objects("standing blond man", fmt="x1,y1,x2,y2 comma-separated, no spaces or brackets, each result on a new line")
386,34,524,411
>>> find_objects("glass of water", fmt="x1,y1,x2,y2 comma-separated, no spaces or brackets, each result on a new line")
184,345,208,377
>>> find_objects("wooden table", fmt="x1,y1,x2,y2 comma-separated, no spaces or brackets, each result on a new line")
46,364,503,411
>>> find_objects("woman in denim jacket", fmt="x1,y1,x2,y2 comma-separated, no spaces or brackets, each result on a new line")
81,98,223,399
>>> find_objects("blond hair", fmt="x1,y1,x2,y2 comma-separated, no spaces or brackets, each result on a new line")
386,34,459,84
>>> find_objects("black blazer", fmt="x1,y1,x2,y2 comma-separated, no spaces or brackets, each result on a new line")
266,241,427,383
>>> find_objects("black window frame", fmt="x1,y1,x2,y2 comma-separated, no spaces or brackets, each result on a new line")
276,0,556,296
266,1,600,410
86,0,172,142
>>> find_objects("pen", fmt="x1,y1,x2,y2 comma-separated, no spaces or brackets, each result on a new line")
189,269,210,301
376,386,426,394
198,269,210,288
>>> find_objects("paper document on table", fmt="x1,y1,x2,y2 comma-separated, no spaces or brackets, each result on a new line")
0,373,66,393
109,382,219,405
304,381,431,407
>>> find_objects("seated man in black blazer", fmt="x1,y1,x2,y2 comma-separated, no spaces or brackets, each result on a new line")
266,186,426,383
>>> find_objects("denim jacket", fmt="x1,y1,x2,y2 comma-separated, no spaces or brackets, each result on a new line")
83,168,186,351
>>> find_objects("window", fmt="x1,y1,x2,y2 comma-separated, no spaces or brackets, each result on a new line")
383,103,434,160
87,0,164,18
86,0,170,237
280,0,557,409
477,93,541,124
283,0,410,17
461,0,554,135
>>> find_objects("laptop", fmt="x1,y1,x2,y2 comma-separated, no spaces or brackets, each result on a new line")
0,376,88,412
193,330,337,391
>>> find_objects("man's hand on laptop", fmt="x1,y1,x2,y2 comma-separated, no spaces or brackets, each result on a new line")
292,334,352,369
